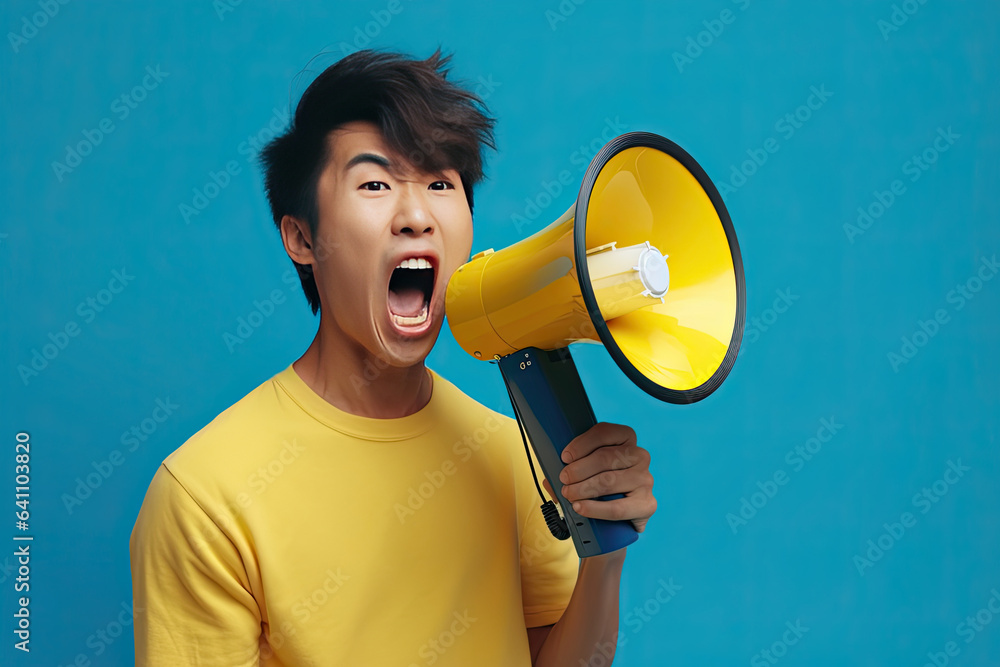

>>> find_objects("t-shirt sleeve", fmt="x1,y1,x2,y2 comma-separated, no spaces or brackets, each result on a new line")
516,429,581,628
129,464,262,666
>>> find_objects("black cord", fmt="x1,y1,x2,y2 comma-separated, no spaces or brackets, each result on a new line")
493,360,571,541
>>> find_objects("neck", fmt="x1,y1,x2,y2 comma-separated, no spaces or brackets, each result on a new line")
292,317,432,420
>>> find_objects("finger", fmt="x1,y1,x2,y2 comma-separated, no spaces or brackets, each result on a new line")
570,489,655,525
561,467,653,503
561,422,636,464
560,443,647,487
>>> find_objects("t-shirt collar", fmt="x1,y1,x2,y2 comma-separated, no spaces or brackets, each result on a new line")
273,362,443,441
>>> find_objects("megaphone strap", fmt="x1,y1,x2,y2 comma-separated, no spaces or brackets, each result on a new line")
494,359,571,541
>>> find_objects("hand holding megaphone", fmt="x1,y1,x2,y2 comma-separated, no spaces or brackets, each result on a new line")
447,132,745,558
541,422,656,535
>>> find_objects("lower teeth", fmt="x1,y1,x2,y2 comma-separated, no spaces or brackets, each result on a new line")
391,302,429,327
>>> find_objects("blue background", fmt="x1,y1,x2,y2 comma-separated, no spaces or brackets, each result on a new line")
2,1,998,665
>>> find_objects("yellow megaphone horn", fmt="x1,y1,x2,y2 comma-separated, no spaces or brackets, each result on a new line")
446,131,746,557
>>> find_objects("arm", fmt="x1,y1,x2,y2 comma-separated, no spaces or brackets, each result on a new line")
530,422,656,666
529,551,626,667
526,624,554,664
130,465,262,666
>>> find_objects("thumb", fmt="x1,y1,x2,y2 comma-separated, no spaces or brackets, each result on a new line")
542,478,555,501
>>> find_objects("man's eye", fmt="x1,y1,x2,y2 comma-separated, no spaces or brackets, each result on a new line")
361,181,390,191
429,181,454,190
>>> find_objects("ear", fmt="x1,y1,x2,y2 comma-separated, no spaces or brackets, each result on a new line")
279,215,315,265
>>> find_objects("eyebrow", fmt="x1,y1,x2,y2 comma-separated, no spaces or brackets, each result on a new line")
344,152,394,173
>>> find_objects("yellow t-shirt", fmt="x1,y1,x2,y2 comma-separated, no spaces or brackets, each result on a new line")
129,363,580,666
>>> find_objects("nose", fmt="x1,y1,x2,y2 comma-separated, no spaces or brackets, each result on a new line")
391,185,436,237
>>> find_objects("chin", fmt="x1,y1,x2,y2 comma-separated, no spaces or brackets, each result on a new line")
375,324,441,368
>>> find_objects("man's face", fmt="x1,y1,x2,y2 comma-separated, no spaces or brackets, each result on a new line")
305,120,474,367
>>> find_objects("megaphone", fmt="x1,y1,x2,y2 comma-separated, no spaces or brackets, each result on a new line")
446,132,745,558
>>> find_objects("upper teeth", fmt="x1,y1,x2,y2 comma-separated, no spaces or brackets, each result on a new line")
395,258,433,269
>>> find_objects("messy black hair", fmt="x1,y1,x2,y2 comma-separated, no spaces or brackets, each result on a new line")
259,47,497,315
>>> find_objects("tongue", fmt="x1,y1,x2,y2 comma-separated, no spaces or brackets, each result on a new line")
388,287,425,318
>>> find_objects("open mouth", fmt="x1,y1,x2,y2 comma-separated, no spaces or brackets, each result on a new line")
387,257,436,332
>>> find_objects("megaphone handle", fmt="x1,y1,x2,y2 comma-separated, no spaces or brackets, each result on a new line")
497,347,639,558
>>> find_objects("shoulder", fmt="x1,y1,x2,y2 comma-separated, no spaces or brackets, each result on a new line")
158,368,291,489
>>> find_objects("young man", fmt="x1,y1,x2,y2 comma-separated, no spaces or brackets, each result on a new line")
129,48,656,666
